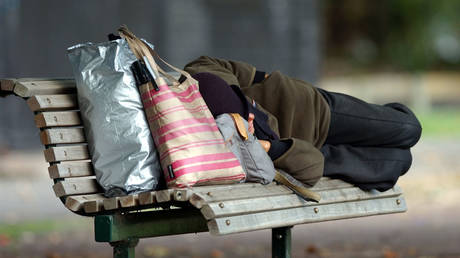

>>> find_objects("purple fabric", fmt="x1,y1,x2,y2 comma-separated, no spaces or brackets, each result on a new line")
192,72,247,118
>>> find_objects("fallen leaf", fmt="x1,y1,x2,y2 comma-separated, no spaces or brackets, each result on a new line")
210,249,225,258
305,244,319,254
383,247,400,258
0,234,11,247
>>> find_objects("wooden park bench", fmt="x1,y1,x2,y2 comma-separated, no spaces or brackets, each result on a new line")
0,78,407,258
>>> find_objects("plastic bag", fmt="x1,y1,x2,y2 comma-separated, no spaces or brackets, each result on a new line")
67,38,162,195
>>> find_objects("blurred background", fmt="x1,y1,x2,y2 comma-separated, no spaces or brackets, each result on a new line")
0,0,459,257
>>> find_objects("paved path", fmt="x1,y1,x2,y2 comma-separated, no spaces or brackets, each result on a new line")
0,138,459,257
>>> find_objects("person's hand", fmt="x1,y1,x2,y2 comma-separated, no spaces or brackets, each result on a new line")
248,113,255,134
258,140,271,152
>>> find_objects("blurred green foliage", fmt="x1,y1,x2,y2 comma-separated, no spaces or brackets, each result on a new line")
417,108,460,137
323,0,460,71
0,218,89,239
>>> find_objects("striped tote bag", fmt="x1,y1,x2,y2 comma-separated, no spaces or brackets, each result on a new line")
119,27,246,188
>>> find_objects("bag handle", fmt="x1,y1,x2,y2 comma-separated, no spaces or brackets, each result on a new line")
229,113,249,141
118,26,170,84
118,26,192,86
143,48,180,85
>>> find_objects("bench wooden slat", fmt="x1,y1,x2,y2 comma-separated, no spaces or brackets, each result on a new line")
44,145,89,162
0,78,16,91
156,189,175,203
27,94,78,111
88,195,142,213
14,79,76,97
190,184,292,209
317,185,402,204
103,197,121,210
40,128,86,145
34,111,82,128
174,178,356,203
65,194,105,212
139,191,157,205
311,178,354,191
208,196,406,235
173,183,262,202
48,162,94,179
53,178,101,197
101,195,141,212
84,199,105,213
200,186,402,220
120,195,140,208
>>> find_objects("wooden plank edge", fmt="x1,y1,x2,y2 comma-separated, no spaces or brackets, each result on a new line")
200,186,403,220
190,184,292,209
52,179,101,197
84,199,104,213
0,78,16,91
175,183,264,202
65,193,105,212
208,196,407,236
26,94,78,112
48,162,94,179
119,195,139,208
34,111,82,128
311,179,355,191
43,145,89,162
156,189,174,202
40,128,86,145
103,197,120,210
138,191,156,205
14,80,76,97
174,189,193,202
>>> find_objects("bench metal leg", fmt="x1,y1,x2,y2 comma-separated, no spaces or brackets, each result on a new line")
272,226,292,258
110,238,139,258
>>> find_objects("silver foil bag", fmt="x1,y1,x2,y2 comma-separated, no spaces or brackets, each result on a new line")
67,39,162,194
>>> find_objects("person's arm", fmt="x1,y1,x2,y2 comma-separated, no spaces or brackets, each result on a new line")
272,138,324,187
184,56,257,88
258,137,323,187
186,57,323,186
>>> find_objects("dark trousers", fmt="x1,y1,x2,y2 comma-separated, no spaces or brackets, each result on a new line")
317,89,422,191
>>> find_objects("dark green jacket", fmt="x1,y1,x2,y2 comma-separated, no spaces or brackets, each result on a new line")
184,56,330,186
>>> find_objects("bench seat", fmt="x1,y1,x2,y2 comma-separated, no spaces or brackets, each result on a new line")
0,77,407,256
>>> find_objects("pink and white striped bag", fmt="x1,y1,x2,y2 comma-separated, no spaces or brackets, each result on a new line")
120,27,246,188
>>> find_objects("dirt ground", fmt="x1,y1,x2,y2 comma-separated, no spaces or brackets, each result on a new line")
0,137,459,258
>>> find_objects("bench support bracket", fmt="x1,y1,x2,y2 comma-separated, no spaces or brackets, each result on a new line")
272,226,292,258
95,208,208,243
110,238,139,258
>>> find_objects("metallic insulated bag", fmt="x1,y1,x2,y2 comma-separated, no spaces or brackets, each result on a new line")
215,113,276,184
119,27,246,188
67,39,162,194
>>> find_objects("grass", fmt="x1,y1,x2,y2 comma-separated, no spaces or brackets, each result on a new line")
417,108,460,138
0,218,90,239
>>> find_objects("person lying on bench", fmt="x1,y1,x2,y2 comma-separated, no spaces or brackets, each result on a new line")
184,56,422,192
